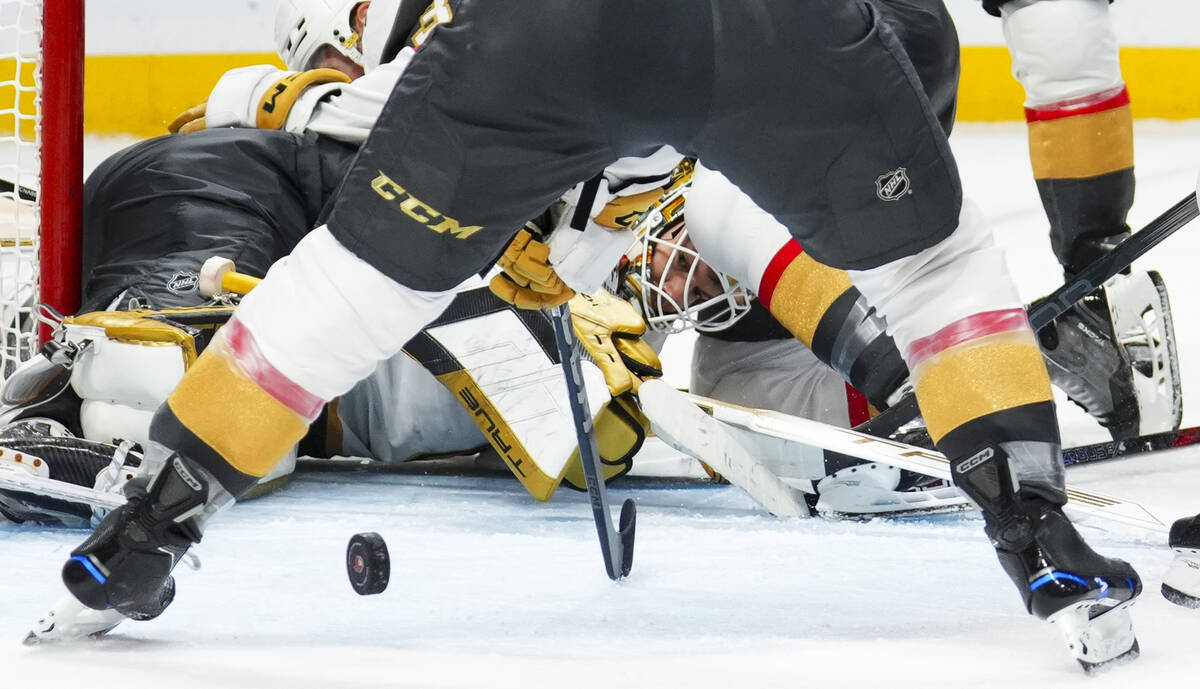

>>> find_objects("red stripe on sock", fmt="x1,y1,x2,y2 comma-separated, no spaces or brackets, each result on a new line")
845,383,871,427
1024,86,1129,123
906,308,1030,368
757,240,803,309
225,319,325,421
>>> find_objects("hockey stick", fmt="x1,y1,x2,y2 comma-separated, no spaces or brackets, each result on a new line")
662,388,1167,533
1062,425,1200,466
857,192,1200,439
0,177,37,203
548,303,636,580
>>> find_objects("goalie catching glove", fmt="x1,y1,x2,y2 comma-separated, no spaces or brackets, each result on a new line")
489,227,576,310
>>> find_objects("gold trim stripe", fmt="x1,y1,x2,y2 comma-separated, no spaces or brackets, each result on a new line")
168,345,308,478
1027,105,1134,180
914,330,1052,443
765,253,851,347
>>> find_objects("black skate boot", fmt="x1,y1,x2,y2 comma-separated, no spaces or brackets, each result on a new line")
1036,271,1181,442
1037,290,1139,441
953,444,1141,672
61,453,209,621
1162,513,1200,608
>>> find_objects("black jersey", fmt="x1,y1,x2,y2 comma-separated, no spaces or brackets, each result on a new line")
81,128,356,312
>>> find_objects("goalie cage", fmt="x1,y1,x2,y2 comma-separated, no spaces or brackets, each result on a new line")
0,0,83,385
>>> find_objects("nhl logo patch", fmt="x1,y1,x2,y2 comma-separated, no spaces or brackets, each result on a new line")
166,271,199,295
875,167,911,201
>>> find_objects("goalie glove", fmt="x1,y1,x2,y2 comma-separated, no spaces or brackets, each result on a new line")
190,65,352,133
560,394,647,492
489,227,576,310
167,102,208,134
569,289,662,396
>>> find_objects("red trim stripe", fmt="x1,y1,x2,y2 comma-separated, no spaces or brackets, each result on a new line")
757,240,803,309
906,308,1030,368
224,319,325,421
845,383,871,427
1025,86,1129,123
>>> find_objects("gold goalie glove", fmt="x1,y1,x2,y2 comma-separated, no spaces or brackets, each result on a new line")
560,289,664,491
167,68,352,134
489,226,576,310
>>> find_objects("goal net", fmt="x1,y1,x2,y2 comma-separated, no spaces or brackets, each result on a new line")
0,0,82,385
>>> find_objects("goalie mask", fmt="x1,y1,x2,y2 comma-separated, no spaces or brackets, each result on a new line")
275,0,365,72
618,174,752,334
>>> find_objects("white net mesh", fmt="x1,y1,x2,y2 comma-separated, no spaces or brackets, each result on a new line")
0,0,42,380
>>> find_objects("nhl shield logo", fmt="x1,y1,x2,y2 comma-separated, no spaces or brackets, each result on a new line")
875,167,911,201
166,271,199,295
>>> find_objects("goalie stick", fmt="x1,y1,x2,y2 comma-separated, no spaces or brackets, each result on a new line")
858,191,1200,439
549,303,636,580
639,380,1167,533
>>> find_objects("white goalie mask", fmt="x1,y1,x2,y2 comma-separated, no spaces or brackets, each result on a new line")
275,0,365,72
617,165,753,334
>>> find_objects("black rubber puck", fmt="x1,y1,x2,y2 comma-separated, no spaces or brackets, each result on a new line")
346,532,390,595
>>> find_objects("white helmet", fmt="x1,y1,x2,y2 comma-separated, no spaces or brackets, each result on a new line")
275,0,365,72
617,161,752,334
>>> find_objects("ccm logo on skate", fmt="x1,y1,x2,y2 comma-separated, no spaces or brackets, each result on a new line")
171,457,203,492
875,167,911,201
371,171,483,239
956,447,993,474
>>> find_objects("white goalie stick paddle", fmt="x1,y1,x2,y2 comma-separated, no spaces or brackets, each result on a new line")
549,304,636,580
638,380,1167,533
638,380,809,517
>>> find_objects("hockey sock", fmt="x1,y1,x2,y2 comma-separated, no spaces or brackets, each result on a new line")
1026,86,1134,276
150,318,323,498
757,243,908,410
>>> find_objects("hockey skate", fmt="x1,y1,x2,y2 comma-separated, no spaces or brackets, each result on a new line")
1037,270,1180,441
953,444,1141,672
27,452,217,642
814,462,967,517
994,502,1141,672
0,420,141,526
1162,513,1200,608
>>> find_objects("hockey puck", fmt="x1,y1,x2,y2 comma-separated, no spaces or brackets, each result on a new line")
346,532,390,595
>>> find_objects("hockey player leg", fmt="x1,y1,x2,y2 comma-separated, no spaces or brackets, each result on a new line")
32,227,458,640
1001,0,1134,279
850,208,1141,670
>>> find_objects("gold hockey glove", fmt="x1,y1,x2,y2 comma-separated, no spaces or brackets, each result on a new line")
569,288,662,396
255,68,352,129
489,228,575,310
168,102,208,134
561,394,647,491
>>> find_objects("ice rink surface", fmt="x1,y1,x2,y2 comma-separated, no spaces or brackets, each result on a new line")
3,123,1200,688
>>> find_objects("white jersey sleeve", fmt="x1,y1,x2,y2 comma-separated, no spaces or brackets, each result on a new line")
684,162,794,294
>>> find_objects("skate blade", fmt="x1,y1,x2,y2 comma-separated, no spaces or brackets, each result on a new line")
1161,584,1200,609
1160,549,1200,608
23,594,126,645
1048,599,1139,673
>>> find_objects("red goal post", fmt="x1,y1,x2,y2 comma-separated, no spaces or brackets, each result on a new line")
0,0,83,382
